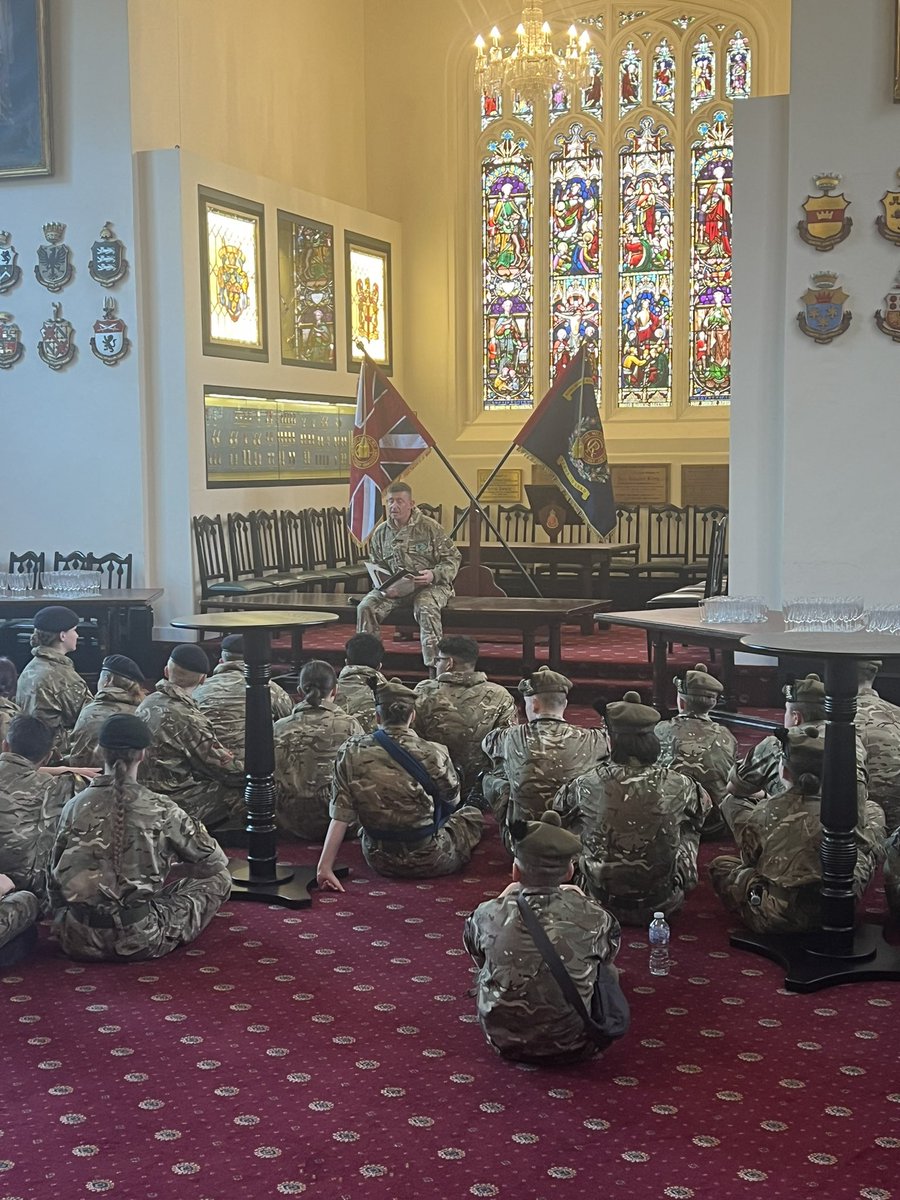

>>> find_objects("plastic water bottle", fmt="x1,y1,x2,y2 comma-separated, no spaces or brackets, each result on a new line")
648,912,670,976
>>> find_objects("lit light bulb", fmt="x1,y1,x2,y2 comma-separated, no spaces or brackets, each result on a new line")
579,30,590,48
490,26,501,42
541,22,551,33
475,34,485,49
516,23,525,36
568,25,577,38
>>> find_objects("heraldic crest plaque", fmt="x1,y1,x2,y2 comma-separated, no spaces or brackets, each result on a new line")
797,272,852,344
797,175,853,251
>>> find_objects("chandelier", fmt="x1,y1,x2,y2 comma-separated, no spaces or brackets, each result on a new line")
475,4,591,100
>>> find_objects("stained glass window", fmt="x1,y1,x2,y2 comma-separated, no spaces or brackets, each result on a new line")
619,42,642,118
652,38,676,112
618,117,674,408
690,34,716,109
277,212,335,369
483,129,534,409
725,31,751,99
689,110,732,406
512,91,534,125
581,49,603,118
481,91,502,130
549,80,571,121
549,123,602,385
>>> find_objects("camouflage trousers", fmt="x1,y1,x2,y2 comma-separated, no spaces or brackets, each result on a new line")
167,782,245,828
54,871,232,962
362,806,484,878
356,584,453,667
708,855,822,935
870,791,900,837
576,861,688,928
885,827,900,918
0,891,39,950
276,784,332,841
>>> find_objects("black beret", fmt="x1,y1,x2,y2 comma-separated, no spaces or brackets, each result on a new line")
169,643,210,675
101,654,144,684
33,605,80,633
98,714,152,750
221,634,244,654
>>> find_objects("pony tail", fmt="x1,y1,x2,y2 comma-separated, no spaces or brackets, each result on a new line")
111,758,129,878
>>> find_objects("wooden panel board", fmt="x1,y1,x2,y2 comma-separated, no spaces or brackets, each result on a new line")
681,464,729,507
609,463,670,504
476,468,523,503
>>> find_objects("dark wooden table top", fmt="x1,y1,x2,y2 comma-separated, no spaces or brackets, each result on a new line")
0,588,164,606
741,630,900,658
603,607,787,640
203,592,595,618
459,541,639,559
172,610,340,632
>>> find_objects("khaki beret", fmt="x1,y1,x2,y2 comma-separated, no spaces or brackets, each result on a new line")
33,605,80,633
375,676,417,705
675,663,723,697
512,810,582,872
606,689,660,732
783,673,825,705
784,724,824,775
518,666,572,697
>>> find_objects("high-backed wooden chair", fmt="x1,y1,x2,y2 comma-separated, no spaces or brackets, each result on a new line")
54,550,92,573
634,504,692,584
325,507,369,587
8,551,44,587
89,552,133,589
689,505,728,572
417,502,443,525
249,510,320,589
191,514,272,610
302,508,351,588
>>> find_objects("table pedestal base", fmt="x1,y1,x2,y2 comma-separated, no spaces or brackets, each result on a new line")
730,922,900,993
227,861,350,910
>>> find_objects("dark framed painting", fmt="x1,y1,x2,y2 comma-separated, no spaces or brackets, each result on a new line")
0,0,53,178
344,231,392,374
277,210,335,370
198,186,267,361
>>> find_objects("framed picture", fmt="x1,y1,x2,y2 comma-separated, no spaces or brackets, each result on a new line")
198,187,267,361
0,0,53,178
277,210,335,370
345,232,392,374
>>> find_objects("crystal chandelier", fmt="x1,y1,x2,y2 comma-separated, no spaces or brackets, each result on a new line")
475,4,590,100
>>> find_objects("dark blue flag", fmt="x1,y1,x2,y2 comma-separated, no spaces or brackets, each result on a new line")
513,345,616,536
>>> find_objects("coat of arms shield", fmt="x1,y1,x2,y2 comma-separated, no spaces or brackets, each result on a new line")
874,273,900,343
797,175,853,251
0,233,22,294
37,302,76,369
876,172,900,245
90,298,130,365
0,313,23,369
34,223,74,292
797,272,853,344
88,221,129,287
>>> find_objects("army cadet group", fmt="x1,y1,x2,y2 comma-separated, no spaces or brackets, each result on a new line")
2,588,900,1068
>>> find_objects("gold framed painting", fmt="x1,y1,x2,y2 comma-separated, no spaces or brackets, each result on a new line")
278,210,336,370
345,232,392,374
0,0,53,178
199,187,268,361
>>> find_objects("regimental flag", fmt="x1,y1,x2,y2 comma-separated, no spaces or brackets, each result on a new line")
348,355,435,545
513,344,616,536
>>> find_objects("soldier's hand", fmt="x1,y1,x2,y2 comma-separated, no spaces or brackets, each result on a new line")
316,868,345,893
0,874,15,897
411,570,434,586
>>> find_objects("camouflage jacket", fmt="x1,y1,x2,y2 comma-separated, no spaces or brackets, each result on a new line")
0,890,39,948
274,700,364,839
193,661,294,758
482,718,610,825
655,714,737,804
720,788,885,893
69,686,142,767
855,687,900,825
0,751,74,905
729,724,868,802
464,886,621,1062
136,681,244,799
50,776,229,911
334,665,385,734
553,759,710,920
369,507,460,587
15,647,91,762
415,670,517,794
0,695,20,744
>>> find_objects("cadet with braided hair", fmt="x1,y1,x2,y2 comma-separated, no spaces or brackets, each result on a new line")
50,714,231,962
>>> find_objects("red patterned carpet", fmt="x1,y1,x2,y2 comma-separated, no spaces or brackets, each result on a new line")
4,822,898,1200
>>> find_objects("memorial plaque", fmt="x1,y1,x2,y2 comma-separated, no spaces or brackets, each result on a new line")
204,387,354,487
609,464,670,504
477,469,523,503
681,464,729,507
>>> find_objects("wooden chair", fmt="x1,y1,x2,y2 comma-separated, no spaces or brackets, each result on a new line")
54,550,92,573
191,514,272,610
302,508,351,588
8,551,44,587
688,505,728,577
498,503,534,542
417,503,443,525
325,506,369,587
2,552,46,661
89,552,133,589
635,504,692,584
645,517,729,659
249,510,320,589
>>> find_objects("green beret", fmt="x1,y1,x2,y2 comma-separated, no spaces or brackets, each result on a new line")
675,663,723,697
375,676,417,705
98,714,152,750
221,634,244,655
169,643,210,675
783,673,825,705
784,724,824,775
33,605,80,633
606,689,660,732
101,654,144,684
518,666,572,697
512,810,582,872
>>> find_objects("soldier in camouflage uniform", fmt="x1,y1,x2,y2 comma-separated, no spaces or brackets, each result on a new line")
51,715,231,962
854,660,900,831
0,657,20,745
15,606,91,764
69,655,147,768
655,663,736,841
136,644,245,827
317,678,483,887
464,810,622,1065
710,725,885,935
356,482,461,668
885,826,900,918
193,634,294,759
553,690,710,926
482,667,609,853
0,875,39,967
274,660,364,839
414,636,516,800
333,634,386,734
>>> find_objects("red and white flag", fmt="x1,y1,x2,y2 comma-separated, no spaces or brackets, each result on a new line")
347,356,435,546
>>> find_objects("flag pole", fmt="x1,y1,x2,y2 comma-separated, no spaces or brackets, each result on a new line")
449,445,516,540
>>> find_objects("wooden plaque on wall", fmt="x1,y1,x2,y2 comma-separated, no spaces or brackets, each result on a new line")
681,465,729,507
477,468,523,504
609,464,670,504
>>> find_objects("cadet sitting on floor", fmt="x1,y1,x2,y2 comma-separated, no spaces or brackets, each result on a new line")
552,690,710,927
414,635,516,802
333,633,387,735
0,873,39,968
316,678,483,889
193,634,293,759
69,654,147,767
464,811,624,1066
0,657,21,744
136,644,245,828
854,659,900,833
15,606,91,764
50,714,232,962
710,725,885,936
274,659,364,840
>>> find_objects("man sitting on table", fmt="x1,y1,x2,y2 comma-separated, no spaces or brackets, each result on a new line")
356,482,461,671
193,634,293,758
334,633,386,735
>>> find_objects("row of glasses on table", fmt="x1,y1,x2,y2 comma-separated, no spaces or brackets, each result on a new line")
699,595,769,624
0,570,102,596
783,596,867,634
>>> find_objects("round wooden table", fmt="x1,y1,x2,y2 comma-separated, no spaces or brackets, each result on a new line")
171,610,344,909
